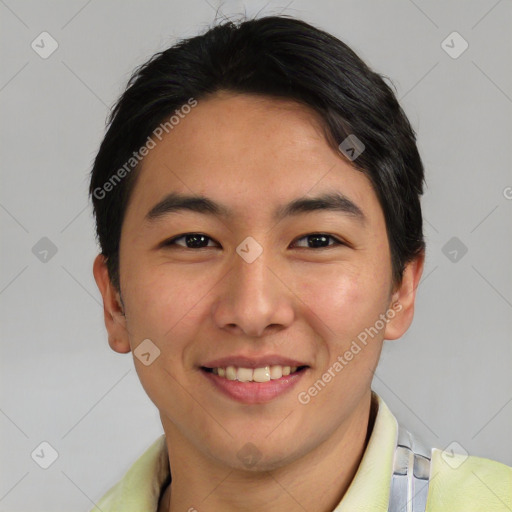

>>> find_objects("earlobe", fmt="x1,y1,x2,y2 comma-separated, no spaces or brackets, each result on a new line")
383,252,425,341
93,254,131,354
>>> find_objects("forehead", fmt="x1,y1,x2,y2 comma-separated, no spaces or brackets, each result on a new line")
124,92,383,228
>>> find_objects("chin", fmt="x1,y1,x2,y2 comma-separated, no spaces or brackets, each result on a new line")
206,438,305,473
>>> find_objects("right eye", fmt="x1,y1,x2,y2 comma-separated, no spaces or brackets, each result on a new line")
162,233,220,249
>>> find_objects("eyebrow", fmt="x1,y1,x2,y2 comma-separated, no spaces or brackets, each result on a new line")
145,191,366,224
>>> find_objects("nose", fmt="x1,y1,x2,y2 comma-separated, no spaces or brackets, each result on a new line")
212,245,295,338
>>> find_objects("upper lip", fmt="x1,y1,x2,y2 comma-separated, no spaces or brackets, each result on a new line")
201,355,309,369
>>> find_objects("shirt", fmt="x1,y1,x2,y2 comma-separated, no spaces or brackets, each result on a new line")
91,393,512,511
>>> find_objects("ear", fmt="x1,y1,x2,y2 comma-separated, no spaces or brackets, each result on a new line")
93,254,131,354
383,251,425,341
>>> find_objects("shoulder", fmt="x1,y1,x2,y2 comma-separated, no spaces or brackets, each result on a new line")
90,434,169,512
427,448,512,511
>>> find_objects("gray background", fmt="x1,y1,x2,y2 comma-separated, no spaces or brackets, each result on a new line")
1,0,511,510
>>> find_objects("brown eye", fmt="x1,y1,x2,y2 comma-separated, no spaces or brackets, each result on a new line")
164,233,218,249
292,233,344,249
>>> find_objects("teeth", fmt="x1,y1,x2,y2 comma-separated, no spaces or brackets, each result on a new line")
226,366,237,380
269,365,282,379
237,367,253,382
209,364,302,382
253,367,271,382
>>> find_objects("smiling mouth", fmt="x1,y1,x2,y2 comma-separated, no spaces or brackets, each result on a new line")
201,365,308,383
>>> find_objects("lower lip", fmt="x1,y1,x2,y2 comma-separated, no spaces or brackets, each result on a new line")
201,368,307,404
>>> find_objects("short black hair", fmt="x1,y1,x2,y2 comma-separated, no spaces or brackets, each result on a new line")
89,14,425,293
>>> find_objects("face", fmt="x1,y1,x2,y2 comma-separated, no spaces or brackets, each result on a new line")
94,91,423,471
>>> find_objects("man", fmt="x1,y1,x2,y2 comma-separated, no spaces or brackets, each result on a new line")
89,15,511,512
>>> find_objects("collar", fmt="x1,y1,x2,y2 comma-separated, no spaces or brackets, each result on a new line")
333,392,397,511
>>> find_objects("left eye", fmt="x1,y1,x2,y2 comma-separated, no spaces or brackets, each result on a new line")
291,233,344,249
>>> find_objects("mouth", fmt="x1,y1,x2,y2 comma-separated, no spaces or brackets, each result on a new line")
199,359,310,404
201,364,308,382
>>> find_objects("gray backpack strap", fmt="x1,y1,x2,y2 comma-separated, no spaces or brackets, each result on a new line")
388,425,432,512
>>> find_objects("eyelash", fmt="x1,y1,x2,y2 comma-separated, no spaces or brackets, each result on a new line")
162,233,346,250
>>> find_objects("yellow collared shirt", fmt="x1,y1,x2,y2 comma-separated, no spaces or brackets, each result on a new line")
91,393,511,511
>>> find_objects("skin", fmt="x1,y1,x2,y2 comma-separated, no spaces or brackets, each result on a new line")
93,91,424,512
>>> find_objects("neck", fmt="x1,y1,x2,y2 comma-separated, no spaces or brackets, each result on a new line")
158,392,375,512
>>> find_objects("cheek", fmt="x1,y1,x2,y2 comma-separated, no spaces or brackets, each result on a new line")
123,268,207,410
122,265,202,345
296,262,387,341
